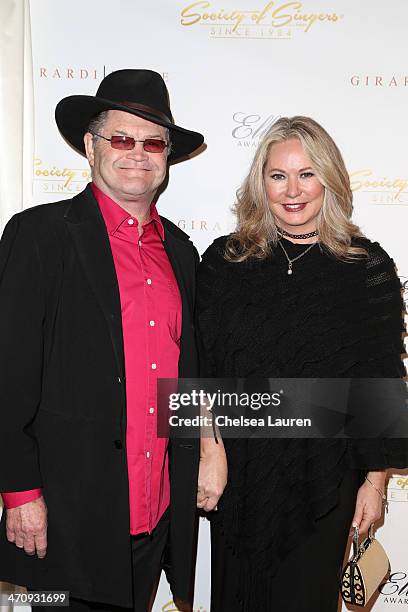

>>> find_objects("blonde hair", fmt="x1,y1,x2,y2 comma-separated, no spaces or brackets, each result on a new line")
226,116,365,262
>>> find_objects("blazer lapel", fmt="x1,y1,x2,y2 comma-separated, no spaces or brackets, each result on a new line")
161,219,198,378
64,185,125,378
161,220,195,319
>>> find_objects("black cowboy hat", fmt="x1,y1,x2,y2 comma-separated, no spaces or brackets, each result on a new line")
55,69,204,162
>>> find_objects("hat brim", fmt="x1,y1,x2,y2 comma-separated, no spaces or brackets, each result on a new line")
55,95,204,162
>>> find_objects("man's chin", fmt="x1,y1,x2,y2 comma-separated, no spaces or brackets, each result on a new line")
120,178,151,192
121,185,158,202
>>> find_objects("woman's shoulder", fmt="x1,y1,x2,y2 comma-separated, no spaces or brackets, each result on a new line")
202,234,229,255
352,236,395,268
197,234,250,296
199,235,231,268
351,236,400,296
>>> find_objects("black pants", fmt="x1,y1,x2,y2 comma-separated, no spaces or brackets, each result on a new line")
34,507,169,612
211,470,360,612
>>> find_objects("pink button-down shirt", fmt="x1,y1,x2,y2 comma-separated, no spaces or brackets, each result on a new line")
2,184,181,536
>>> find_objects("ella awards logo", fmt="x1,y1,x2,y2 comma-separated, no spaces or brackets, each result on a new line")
232,112,281,147
379,572,408,605
180,1,343,39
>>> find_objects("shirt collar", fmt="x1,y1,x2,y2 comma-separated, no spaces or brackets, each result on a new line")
148,200,165,241
91,182,165,241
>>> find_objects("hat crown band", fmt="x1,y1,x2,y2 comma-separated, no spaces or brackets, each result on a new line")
96,71,171,120
118,102,172,124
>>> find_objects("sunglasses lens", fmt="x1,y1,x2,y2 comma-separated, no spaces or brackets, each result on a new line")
143,139,167,153
110,135,135,150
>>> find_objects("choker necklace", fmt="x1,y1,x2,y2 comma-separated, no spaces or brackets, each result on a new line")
278,240,317,275
277,226,318,240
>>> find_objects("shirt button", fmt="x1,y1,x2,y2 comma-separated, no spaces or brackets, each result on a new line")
138,240,142,247
127,218,134,225
149,407,155,414
146,278,152,285
149,320,155,327
151,363,157,370
146,451,150,459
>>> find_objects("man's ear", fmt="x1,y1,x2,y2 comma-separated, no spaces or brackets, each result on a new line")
84,132,95,167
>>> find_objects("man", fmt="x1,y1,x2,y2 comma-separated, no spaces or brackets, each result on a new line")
0,69,204,611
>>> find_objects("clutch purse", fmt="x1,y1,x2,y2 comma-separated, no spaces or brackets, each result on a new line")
340,524,389,607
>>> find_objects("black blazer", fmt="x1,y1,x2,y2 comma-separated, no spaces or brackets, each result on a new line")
0,185,200,606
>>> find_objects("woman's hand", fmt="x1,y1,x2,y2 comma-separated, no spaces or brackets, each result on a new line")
197,436,228,512
350,470,386,536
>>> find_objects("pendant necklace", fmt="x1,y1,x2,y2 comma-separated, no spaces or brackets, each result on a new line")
278,239,317,275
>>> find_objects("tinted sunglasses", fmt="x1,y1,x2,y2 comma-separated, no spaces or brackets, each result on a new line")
90,131,169,153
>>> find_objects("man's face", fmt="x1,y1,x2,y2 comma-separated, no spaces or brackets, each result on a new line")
84,110,168,204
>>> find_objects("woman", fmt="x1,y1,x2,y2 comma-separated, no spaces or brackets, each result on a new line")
196,116,407,611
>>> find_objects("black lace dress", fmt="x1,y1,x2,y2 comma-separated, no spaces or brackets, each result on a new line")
196,235,407,611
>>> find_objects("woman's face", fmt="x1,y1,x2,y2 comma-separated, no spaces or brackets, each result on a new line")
263,138,325,235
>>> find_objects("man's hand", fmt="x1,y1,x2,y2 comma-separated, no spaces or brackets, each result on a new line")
6,496,48,558
197,437,228,512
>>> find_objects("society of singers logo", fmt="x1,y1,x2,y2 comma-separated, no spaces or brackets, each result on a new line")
387,476,408,503
33,158,90,195
180,1,344,39
350,170,408,206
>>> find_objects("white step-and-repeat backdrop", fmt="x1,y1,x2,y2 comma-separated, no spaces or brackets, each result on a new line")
2,1,408,610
